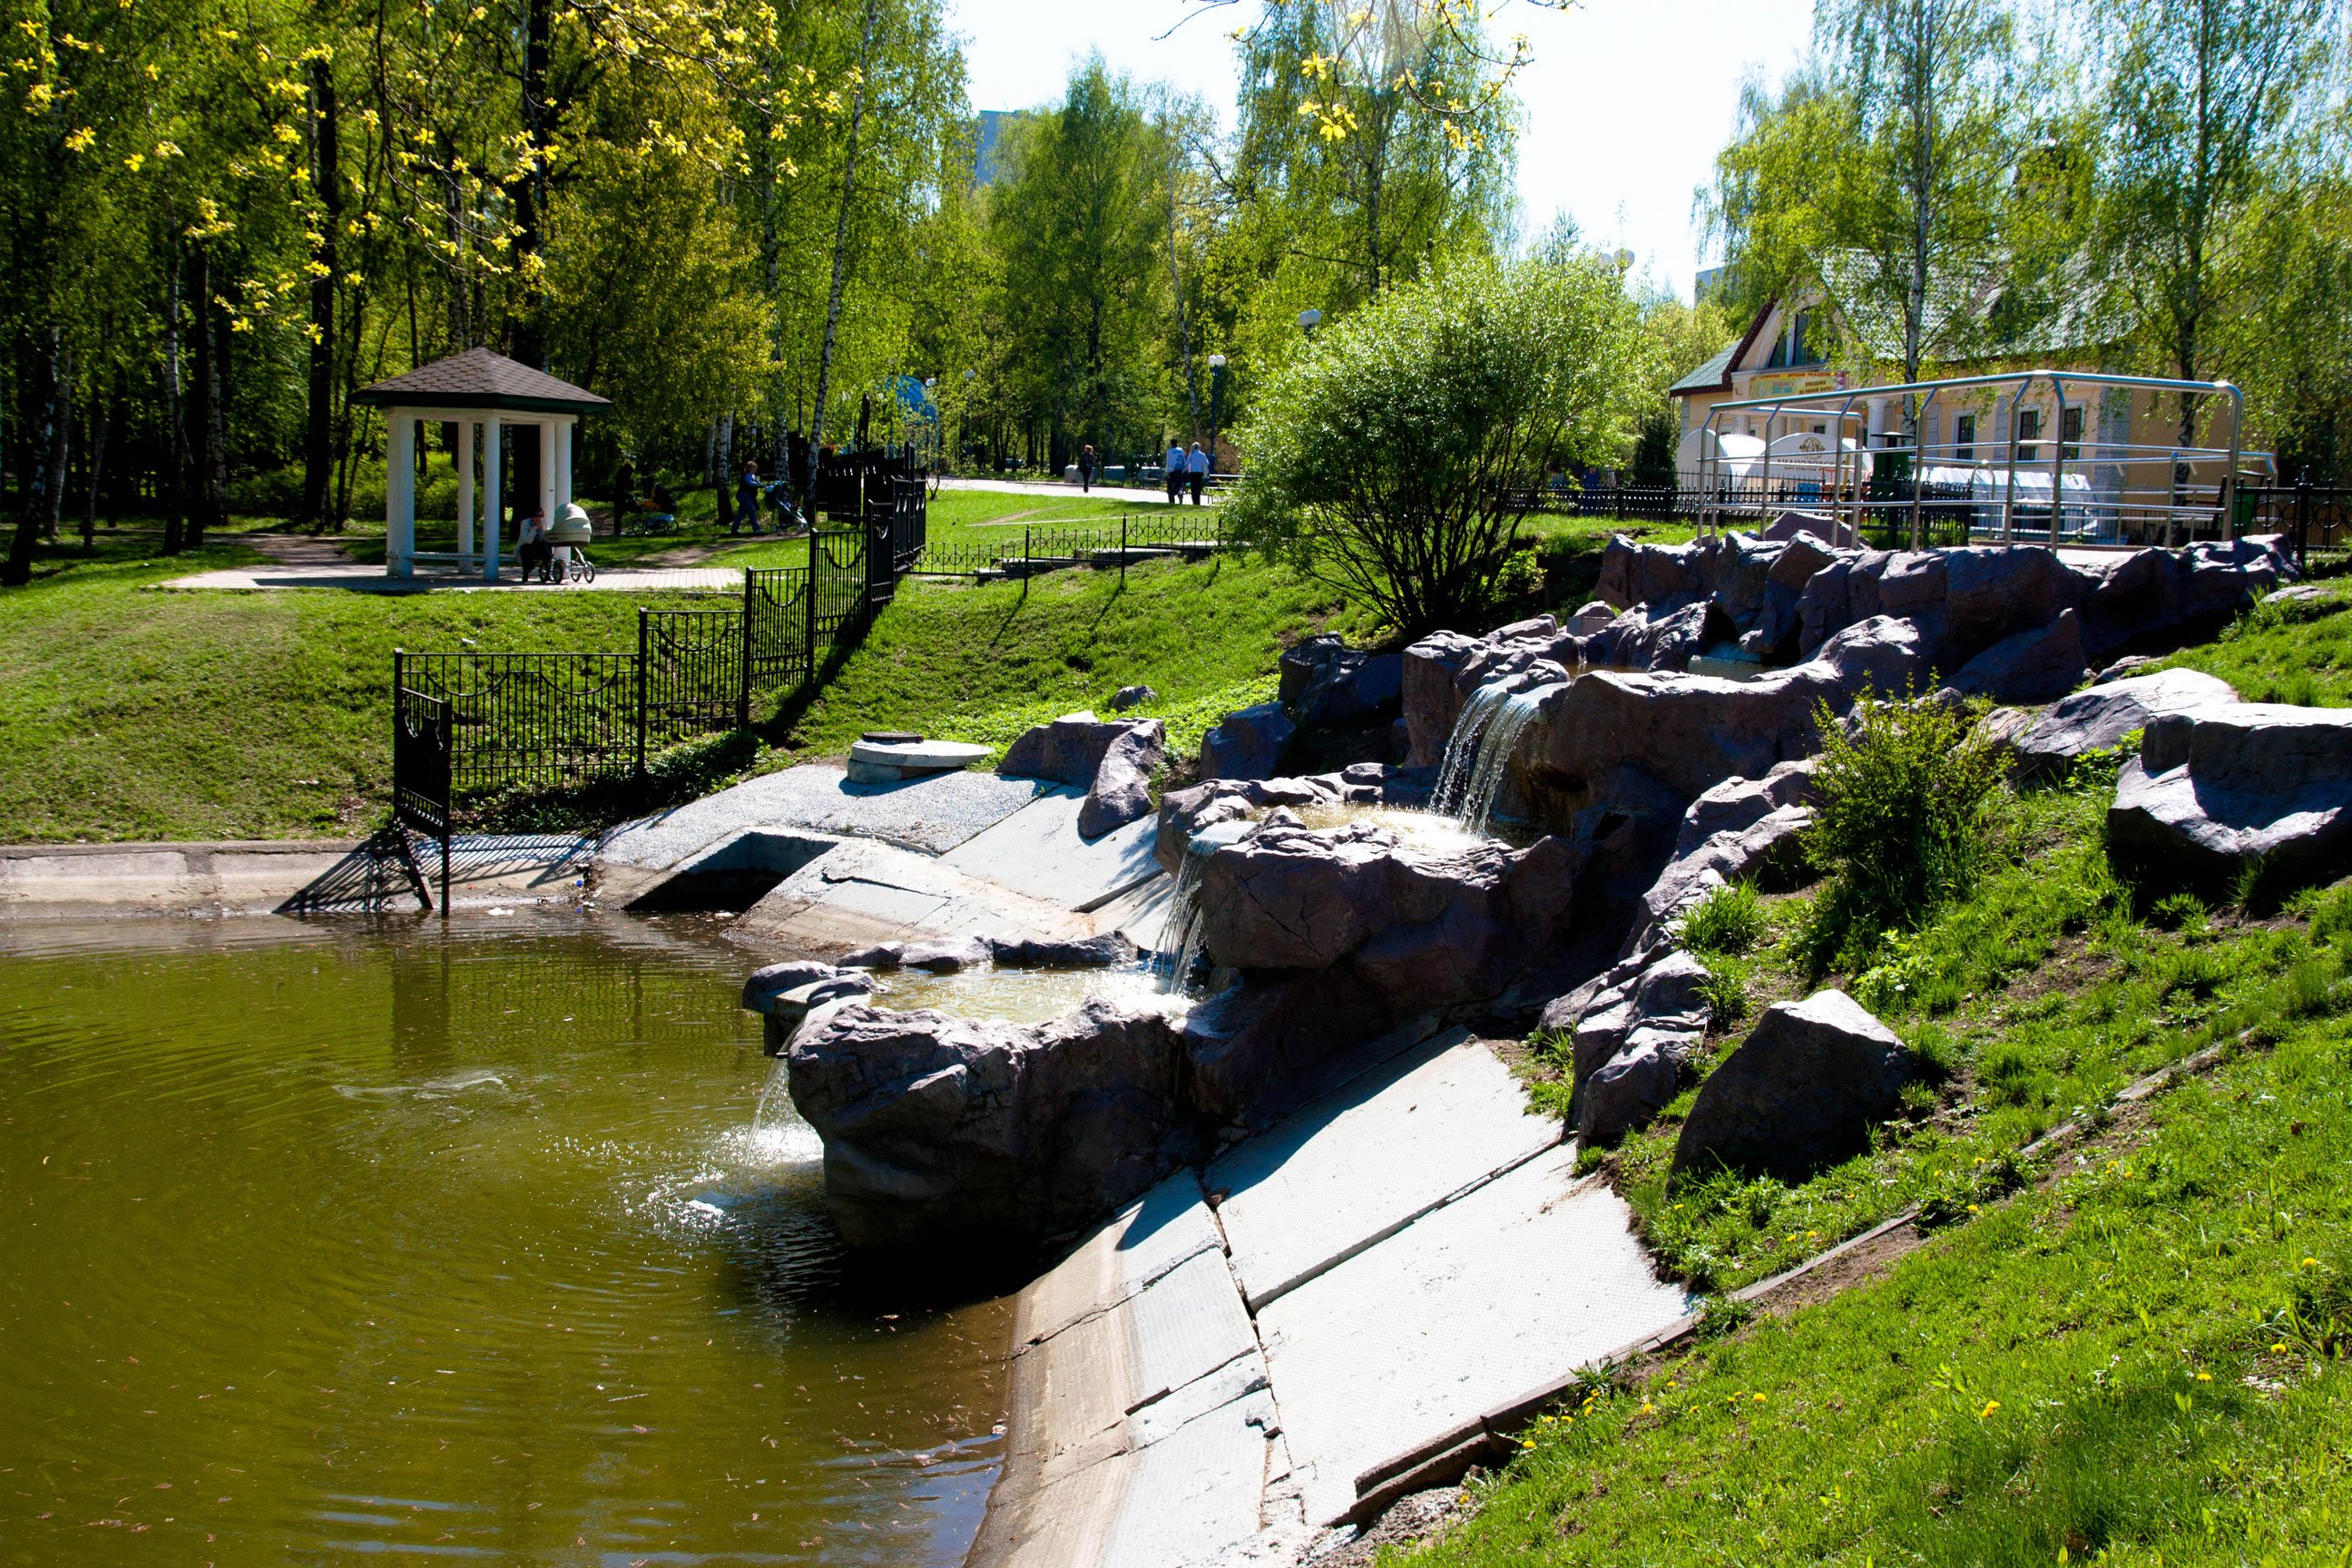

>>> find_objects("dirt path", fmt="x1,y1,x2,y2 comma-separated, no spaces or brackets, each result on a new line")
240,532,361,568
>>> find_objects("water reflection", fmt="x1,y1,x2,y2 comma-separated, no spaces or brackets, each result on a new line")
0,915,1010,1566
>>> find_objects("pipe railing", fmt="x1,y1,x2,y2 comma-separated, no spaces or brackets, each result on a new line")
1694,370,2249,550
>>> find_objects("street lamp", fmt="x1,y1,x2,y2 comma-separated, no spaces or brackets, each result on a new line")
1297,308,1323,338
1206,353,1227,470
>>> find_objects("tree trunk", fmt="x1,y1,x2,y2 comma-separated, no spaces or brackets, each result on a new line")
1,326,63,585
808,0,882,474
509,0,554,373
301,54,340,531
1167,142,1200,441
189,244,227,547
82,381,109,549
162,249,187,554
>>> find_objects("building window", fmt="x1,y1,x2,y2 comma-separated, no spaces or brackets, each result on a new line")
2015,407,2042,463
2061,405,2083,460
1955,414,1976,460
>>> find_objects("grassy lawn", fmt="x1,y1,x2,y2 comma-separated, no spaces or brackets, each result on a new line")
761,552,1370,769
2154,583,2352,706
0,522,1359,841
1424,725,2352,1563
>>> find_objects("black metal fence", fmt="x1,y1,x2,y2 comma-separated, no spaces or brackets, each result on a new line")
904,511,1227,579
388,454,925,838
2240,483,2349,568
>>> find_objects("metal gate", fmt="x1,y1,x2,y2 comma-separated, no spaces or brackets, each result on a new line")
640,607,746,748
390,668,454,907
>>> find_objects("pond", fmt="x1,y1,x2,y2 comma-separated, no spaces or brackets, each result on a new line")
0,914,1009,1565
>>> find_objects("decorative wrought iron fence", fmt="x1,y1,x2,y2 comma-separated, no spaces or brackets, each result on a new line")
389,456,926,818
902,513,1229,579
2240,484,2350,568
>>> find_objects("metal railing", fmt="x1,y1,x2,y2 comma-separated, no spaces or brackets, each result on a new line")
1690,370,2259,550
389,456,925,818
903,512,1228,579
2239,483,2350,569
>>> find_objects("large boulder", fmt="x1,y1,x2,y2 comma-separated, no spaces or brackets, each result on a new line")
1401,632,1488,767
1280,634,1405,730
786,998,1207,1249
2012,668,2239,775
999,710,1124,785
1949,607,2092,703
1077,719,1164,838
1673,989,1909,1179
1200,701,1297,781
2107,702,2352,896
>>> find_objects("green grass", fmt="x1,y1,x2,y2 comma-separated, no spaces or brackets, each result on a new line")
1411,780,2352,1566
0,532,716,841
2154,583,2352,707
764,552,1366,769
0,524,1356,842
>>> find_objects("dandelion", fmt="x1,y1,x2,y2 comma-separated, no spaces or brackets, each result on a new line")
1753,1393,1768,1404
2304,1258,2320,1269
1979,1399,2001,1419
1641,1402,1656,1416
2271,1343,2289,1354
2195,1372,2212,1383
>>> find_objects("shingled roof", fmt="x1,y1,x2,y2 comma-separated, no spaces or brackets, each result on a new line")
352,348,610,414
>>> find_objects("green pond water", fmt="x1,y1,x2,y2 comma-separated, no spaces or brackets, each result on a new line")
0,914,1011,1566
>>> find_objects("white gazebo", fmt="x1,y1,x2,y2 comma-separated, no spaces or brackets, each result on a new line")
353,348,612,582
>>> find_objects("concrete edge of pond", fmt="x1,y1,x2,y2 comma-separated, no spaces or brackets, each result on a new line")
0,835,598,919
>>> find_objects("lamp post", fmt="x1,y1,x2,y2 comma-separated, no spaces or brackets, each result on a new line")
1297,308,1323,338
1207,352,1227,470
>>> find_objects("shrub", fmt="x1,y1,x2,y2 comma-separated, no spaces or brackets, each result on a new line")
1801,691,2006,967
1221,243,1648,637
1679,881,1766,956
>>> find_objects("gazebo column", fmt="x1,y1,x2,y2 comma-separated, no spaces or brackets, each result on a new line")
538,420,559,526
386,411,416,580
554,417,574,512
456,419,476,563
482,419,504,583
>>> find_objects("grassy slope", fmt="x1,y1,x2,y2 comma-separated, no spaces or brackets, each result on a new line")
1409,774,2352,1563
0,512,1357,839
2155,585,2352,706
766,552,1368,767
0,534,713,841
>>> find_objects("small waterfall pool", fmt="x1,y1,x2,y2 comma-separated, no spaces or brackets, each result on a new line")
1432,680,1565,837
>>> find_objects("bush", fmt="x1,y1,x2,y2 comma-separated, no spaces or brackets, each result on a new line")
1679,881,1765,956
1801,691,2007,969
1221,243,1648,637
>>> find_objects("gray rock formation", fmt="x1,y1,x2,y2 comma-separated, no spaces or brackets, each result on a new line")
1110,684,1158,711
990,931,1139,968
1151,764,1435,875
1280,634,1406,730
786,998,1208,1248
1673,989,1909,1179
743,959,846,1012
1200,701,1297,781
2108,702,2352,895
1076,720,1164,839
2011,668,2239,775
839,935,994,973
1950,608,2091,703
997,710,1166,840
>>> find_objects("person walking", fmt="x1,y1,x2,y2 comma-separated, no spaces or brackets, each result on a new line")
1186,441,1210,506
737,460,762,534
1078,444,1097,494
1164,441,1186,505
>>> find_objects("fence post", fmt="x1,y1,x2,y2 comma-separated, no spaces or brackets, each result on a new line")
1120,514,1127,586
805,524,819,681
635,606,650,778
737,567,755,731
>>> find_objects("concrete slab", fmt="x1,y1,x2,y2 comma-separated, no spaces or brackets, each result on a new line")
1007,1248,1259,1485
1256,1142,1691,1526
938,789,1163,912
1092,874,1178,955
1015,1169,1221,1348
730,838,1093,954
0,835,597,918
598,763,1043,869
1210,1031,1563,1310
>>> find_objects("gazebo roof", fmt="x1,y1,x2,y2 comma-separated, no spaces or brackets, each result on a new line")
352,348,610,415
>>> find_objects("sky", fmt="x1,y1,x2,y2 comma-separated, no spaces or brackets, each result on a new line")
946,0,1819,302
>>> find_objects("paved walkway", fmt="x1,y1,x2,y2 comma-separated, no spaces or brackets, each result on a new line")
941,475,1221,505
161,560,741,593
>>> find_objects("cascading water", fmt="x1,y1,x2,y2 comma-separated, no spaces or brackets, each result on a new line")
1152,818,1255,994
1433,681,1565,838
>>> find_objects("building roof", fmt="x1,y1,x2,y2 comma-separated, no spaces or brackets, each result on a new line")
1813,247,2130,367
352,348,610,414
1668,339,1740,396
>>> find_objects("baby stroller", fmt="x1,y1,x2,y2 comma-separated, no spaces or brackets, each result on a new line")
534,505,598,584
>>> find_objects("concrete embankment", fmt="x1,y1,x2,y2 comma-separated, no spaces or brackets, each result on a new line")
968,1025,1692,1567
0,835,597,918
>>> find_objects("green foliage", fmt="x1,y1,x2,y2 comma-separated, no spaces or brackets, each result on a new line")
2155,584,2352,707
1799,691,2008,969
1222,246,1647,636
1679,881,1766,957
